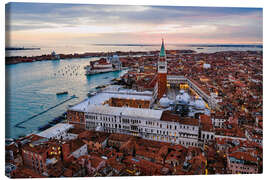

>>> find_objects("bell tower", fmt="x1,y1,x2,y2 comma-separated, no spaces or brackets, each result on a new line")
156,38,167,100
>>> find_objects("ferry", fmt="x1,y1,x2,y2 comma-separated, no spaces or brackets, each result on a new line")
85,54,122,75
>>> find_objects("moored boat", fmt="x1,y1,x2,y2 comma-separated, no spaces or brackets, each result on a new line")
56,91,68,95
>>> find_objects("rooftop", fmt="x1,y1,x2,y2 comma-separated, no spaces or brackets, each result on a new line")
69,91,152,112
37,123,74,139
161,111,199,126
85,105,163,120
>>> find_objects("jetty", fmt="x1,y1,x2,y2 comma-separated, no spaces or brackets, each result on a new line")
14,95,77,129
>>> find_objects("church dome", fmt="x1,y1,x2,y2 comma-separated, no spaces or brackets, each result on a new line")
194,97,205,109
160,97,172,107
176,90,190,104
112,54,120,61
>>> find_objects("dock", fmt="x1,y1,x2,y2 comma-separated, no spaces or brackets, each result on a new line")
14,95,78,129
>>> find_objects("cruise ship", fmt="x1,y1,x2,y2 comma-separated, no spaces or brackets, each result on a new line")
85,54,122,75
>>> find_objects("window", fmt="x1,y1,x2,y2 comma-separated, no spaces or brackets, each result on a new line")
159,66,165,70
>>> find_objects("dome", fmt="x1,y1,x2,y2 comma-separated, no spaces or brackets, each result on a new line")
112,54,120,61
179,90,185,94
189,101,195,106
194,97,205,109
159,97,172,107
176,91,190,104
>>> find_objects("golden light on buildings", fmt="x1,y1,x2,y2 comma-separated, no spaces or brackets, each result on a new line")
180,84,189,89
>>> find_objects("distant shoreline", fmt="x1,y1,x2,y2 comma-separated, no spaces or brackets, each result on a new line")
5,48,263,65
94,43,263,48
5,49,196,65
6,47,41,51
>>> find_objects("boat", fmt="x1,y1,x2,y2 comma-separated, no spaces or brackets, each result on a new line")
85,55,122,75
49,116,65,125
87,91,97,97
38,124,52,131
56,91,68,95
95,85,107,89
197,47,204,49
71,94,77,98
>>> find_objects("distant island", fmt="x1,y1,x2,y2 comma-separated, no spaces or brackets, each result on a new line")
190,44,263,48
94,43,263,48
94,44,157,47
5,47,41,51
5,49,196,65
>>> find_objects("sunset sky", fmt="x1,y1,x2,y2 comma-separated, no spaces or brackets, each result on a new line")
5,3,263,46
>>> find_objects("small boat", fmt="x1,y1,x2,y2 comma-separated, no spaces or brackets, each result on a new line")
38,124,52,131
71,94,77,98
87,91,97,97
95,85,106,89
56,91,68,95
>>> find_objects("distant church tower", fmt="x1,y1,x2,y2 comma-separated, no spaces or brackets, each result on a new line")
153,39,167,101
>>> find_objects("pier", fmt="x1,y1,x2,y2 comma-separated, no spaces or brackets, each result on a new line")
14,95,78,129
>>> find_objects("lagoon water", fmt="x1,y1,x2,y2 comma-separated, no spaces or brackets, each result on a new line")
6,58,126,138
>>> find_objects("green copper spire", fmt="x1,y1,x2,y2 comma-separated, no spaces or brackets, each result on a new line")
159,38,166,57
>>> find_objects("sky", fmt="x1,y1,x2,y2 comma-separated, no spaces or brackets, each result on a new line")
5,2,263,46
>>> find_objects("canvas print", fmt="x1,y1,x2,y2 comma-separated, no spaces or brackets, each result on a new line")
5,2,263,178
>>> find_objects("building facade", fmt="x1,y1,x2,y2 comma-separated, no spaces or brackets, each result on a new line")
79,105,204,148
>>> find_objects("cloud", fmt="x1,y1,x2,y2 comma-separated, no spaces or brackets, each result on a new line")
5,2,262,44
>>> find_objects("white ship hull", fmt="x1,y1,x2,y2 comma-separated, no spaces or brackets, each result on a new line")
85,68,121,75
